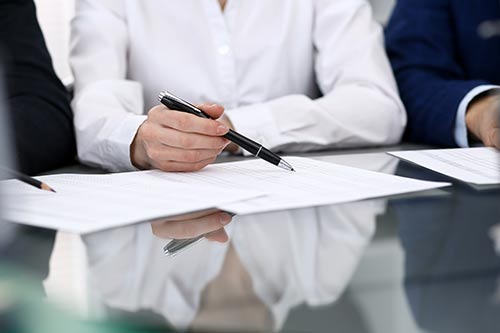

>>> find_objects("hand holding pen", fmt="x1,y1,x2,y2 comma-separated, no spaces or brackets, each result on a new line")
131,101,231,172
130,90,294,172
158,91,295,171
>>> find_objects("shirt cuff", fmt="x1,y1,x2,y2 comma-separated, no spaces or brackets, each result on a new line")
224,103,281,156
455,85,500,147
108,114,148,171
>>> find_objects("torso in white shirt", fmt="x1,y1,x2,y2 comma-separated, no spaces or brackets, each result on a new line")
125,0,319,111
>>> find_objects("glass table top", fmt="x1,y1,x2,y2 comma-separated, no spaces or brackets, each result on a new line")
1,149,499,333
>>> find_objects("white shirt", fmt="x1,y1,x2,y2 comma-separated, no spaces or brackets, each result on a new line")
71,0,406,171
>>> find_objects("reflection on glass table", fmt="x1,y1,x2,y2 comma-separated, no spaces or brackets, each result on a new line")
393,162,500,333
151,209,235,257
83,198,381,332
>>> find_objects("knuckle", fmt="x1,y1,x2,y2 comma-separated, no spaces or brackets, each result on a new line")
208,138,224,149
180,136,194,148
204,122,218,135
156,160,172,172
185,150,202,163
194,158,214,171
140,124,153,140
208,214,222,227
146,147,159,161
193,163,205,172
175,114,190,129
147,107,160,119
218,138,228,148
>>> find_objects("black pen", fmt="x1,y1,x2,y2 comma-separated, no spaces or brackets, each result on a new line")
158,91,295,172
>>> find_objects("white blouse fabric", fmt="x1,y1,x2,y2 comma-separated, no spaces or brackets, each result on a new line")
70,0,406,171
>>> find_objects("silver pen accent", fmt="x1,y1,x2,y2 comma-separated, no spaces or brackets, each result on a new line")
163,236,204,257
278,159,295,172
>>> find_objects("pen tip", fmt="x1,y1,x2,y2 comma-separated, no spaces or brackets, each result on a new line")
291,168,296,172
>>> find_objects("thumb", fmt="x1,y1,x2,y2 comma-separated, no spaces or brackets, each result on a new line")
197,103,225,119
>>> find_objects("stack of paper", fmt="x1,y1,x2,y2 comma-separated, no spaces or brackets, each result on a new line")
389,147,500,185
1,157,450,234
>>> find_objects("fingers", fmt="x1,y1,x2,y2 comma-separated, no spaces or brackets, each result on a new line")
144,139,222,162
151,126,229,150
151,211,233,239
197,103,226,120
132,104,230,172
205,228,229,243
151,156,218,172
149,105,229,136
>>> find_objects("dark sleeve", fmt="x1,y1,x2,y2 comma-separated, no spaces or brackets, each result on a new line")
385,0,489,147
0,0,76,175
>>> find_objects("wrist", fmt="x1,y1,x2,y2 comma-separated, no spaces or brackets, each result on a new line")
130,130,149,170
466,91,500,144
466,94,492,140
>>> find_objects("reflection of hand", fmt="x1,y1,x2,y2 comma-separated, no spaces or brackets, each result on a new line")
466,92,500,148
151,209,233,243
131,104,230,172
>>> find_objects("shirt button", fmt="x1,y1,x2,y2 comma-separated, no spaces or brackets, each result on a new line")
218,45,230,55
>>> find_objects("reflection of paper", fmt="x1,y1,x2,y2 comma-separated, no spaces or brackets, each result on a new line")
1,172,262,234
389,148,500,185
144,157,450,215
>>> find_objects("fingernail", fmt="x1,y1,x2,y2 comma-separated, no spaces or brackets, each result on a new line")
220,213,232,225
217,125,228,135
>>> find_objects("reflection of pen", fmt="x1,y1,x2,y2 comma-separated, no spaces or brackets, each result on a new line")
163,212,237,257
158,91,295,172
163,235,205,257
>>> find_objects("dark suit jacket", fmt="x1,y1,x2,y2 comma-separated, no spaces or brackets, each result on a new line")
386,0,500,147
0,0,75,175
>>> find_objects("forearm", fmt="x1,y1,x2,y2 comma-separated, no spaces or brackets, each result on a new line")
225,87,405,153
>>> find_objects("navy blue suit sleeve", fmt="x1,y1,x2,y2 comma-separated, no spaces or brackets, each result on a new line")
0,0,76,175
386,0,490,147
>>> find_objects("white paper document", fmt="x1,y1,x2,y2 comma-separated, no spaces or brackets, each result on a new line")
389,148,500,185
2,157,450,233
138,157,451,215
1,172,262,234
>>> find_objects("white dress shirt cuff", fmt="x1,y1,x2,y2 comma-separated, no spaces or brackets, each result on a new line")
224,104,281,156
110,115,148,170
455,85,500,147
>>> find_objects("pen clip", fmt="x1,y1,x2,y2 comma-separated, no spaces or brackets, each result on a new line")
159,91,210,118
